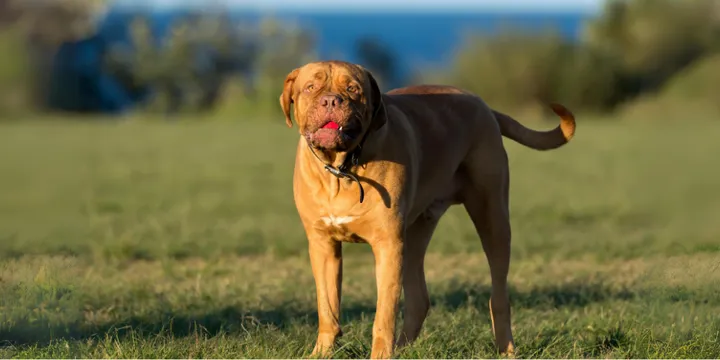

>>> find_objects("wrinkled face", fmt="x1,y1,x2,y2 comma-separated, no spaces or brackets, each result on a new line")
279,61,384,151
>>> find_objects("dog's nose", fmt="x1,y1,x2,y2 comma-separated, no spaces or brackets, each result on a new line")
321,94,342,109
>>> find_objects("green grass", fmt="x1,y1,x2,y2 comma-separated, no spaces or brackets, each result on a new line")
1,118,719,358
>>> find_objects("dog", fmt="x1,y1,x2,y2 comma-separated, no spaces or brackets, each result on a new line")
279,61,575,359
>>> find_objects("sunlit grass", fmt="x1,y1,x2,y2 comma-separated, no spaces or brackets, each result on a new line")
0,118,718,358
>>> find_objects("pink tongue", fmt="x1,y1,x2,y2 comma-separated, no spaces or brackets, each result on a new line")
322,121,339,130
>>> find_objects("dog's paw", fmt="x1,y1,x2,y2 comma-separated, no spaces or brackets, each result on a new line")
310,339,335,359
499,343,517,359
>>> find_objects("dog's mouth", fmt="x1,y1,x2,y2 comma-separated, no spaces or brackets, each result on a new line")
309,119,362,150
321,120,340,130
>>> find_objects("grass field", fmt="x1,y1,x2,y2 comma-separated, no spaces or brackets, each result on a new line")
1,118,719,358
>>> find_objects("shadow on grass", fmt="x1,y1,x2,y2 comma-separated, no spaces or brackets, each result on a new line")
0,280,647,349
434,279,636,312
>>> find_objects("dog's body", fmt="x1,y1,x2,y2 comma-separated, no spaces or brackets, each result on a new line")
280,61,575,358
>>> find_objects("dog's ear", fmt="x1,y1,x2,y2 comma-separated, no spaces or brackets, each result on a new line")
279,68,300,128
366,71,387,131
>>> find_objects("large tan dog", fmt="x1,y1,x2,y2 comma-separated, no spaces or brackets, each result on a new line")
279,61,575,359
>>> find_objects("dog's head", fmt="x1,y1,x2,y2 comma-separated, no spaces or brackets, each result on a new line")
279,61,386,151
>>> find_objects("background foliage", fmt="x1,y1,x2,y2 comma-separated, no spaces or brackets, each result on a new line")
0,0,719,119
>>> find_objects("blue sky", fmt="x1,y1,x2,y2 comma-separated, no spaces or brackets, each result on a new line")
114,0,604,13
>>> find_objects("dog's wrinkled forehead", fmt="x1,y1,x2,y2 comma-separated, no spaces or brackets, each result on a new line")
296,61,368,93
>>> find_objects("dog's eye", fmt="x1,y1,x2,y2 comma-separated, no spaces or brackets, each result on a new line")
346,85,358,93
305,84,315,92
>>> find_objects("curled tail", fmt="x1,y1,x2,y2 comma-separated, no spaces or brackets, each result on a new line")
493,103,576,150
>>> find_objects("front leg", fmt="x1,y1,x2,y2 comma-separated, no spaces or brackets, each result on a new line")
370,237,404,359
308,234,343,358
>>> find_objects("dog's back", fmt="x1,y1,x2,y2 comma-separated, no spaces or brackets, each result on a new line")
387,84,575,150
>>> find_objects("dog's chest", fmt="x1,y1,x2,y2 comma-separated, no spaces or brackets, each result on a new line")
320,214,356,227
312,213,368,243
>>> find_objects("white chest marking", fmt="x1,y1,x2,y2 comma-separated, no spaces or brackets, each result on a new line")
321,215,356,226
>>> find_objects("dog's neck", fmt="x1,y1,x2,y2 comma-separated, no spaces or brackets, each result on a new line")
303,123,386,204
311,138,366,170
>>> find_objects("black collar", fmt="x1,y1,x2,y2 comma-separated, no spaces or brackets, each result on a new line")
306,104,383,204
307,129,369,203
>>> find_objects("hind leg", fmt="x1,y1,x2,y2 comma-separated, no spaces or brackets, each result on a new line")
462,148,515,356
396,213,443,348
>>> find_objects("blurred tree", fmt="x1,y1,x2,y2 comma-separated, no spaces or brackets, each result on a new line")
9,0,105,46
448,31,584,115
620,52,720,120
355,36,400,89
444,0,720,115
0,27,30,117
253,17,317,111
105,11,258,116
184,11,259,110
584,0,720,100
0,0,20,27
103,11,316,117
256,18,316,78
208,17,318,117
3,0,107,111
105,16,193,115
